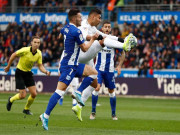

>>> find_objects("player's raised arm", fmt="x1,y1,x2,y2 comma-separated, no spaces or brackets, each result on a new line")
79,33,99,52
4,52,18,72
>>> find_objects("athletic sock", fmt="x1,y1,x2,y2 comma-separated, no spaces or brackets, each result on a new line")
10,93,20,102
45,90,64,116
110,96,116,116
24,95,35,110
91,91,99,113
77,75,96,93
82,86,95,103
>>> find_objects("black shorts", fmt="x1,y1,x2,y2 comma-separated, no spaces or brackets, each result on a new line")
15,68,35,89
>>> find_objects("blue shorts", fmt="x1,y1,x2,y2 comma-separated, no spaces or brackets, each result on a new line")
97,70,115,90
59,63,85,86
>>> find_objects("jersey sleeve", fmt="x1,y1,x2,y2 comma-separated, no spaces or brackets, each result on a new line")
16,47,28,57
37,51,42,64
75,29,85,45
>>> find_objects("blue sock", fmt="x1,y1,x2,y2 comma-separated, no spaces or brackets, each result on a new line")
110,96,116,116
45,92,61,115
92,94,98,113
77,77,94,93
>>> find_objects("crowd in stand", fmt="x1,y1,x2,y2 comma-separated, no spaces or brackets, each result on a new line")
0,17,180,76
18,0,180,7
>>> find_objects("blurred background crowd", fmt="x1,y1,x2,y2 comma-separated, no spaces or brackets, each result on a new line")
1,17,180,71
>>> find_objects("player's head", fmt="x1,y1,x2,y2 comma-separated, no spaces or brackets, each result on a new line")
31,36,40,49
88,8,101,26
68,8,82,27
102,20,111,34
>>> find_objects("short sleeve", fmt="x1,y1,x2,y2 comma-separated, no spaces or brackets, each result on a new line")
75,29,85,45
37,51,42,64
16,47,28,57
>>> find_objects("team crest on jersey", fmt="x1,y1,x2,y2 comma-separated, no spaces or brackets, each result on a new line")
77,30,81,33
79,34,83,41
66,75,71,80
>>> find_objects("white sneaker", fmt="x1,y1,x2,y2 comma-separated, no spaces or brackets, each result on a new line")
90,113,96,120
112,115,118,120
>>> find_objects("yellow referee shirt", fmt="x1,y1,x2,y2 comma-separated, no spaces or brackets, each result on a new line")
16,46,42,72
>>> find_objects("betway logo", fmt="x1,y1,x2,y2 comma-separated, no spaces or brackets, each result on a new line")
157,78,180,95
0,14,16,22
20,14,41,23
0,76,43,92
45,14,66,24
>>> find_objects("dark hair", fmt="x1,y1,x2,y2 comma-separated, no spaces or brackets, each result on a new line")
102,20,110,26
68,8,80,21
89,8,101,16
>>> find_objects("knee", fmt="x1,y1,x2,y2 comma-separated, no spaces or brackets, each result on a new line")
19,92,26,99
31,91,37,98
91,78,98,88
109,89,114,93
95,84,101,91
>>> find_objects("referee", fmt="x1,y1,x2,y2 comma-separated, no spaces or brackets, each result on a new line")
4,36,51,115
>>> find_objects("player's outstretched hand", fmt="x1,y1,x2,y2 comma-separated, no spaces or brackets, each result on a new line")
91,33,99,40
4,66,10,73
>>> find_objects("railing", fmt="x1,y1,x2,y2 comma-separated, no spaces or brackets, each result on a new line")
0,5,105,13
1,4,180,13
115,4,180,12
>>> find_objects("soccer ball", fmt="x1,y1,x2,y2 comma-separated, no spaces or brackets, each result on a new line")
124,34,137,49
130,35,137,48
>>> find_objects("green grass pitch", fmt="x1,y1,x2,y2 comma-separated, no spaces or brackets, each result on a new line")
0,93,180,135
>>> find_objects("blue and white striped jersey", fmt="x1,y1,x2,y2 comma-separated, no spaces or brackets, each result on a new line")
95,47,123,72
60,23,84,67
95,47,115,72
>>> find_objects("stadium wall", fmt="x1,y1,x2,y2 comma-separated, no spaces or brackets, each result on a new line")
1,75,180,97
1,67,180,78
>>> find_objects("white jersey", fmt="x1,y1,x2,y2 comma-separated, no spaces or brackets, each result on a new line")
78,20,97,41
77,19,118,67
95,46,115,72
78,19,118,42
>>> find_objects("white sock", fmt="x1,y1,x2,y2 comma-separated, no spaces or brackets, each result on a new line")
79,40,102,63
64,86,71,95
44,113,49,119
55,89,65,97
104,38,123,49
72,99,77,105
71,78,79,90
82,86,95,103
109,92,115,98
92,90,99,96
